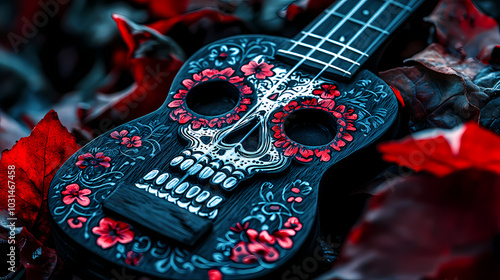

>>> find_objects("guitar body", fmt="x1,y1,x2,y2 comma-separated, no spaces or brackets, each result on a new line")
48,34,397,279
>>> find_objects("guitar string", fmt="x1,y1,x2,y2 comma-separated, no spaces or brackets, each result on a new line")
311,0,418,82
162,0,409,196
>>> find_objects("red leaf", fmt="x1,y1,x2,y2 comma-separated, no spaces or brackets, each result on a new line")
133,0,189,18
149,9,243,35
0,110,81,243
323,169,500,280
424,0,500,62
83,16,184,130
378,123,500,176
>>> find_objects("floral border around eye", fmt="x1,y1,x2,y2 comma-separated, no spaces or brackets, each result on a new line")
271,87,358,163
168,67,254,130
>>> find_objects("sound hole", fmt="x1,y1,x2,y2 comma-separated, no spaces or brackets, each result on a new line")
186,80,240,116
284,109,337,146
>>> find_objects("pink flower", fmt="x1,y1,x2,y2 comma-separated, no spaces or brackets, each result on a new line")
125,251,143,266
67,217,88,229
76,152,111,169
230,222,249,233
110,130,128,139
284,217,303,231
241,61,274,79
121,136,142,148
61,184,91,206
230,228,280,264
208,269,222,280
92,217,135,249
313,83,341,99
273,229,296,249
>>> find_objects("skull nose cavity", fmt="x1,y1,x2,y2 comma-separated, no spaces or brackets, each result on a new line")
221,118,262,152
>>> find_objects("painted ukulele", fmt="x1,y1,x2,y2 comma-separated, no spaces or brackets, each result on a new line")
49,0,426,279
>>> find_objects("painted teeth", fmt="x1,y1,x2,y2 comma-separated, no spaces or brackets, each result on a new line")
175,182,190,194
177,201,190,209
211,172,227,185
208,209,218,219
165,178,179,190
143,170,159,181
188,205,201,214
187,164,203,176
207,196,223,208
186,186,201,198
195,191,210,203
155,173,170,185
170,156,184,167
221,177,238,190
136,169,225,219
135,183,149,189
181,159,194,171
199,167,215,180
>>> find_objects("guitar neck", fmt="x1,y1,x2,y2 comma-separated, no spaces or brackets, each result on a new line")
277,0,426,80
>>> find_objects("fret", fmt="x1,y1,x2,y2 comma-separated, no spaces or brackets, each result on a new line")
288,0,368,53
344,13,390,35
277,0,426,80
278,50,352,75
321,0,417,78
301,32,369,57
289,40,360,66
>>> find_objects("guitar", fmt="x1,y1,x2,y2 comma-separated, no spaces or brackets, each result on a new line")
48,0,428,279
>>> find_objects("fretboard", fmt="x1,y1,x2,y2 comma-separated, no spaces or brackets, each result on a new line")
277,0,425,80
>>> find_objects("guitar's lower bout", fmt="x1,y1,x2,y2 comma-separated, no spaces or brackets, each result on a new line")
48,34,398,279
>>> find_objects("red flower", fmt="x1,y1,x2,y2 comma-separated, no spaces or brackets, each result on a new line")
230,228,280,264
208,269,222,280
169,67,253,129
313,83,341,99
110,130,128,139
67,217,88,229
121,136,142,148
241,61,274,79
273,229,296,249
76,152,111,169
92,217,135,249
284,217,303,231
125,251,143,266
61,184,91,206
230,222,249,233
230,241,279,264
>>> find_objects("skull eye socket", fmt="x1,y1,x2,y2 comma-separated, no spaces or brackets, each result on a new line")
186,80,240,116
284,109,337,146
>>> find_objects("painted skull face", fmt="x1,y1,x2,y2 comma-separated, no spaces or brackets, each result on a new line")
167,56,358,191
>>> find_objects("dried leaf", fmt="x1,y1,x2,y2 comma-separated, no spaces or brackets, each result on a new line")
380,46,492,131
321,169,500,280
0,110,81,243
424,0,500,62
